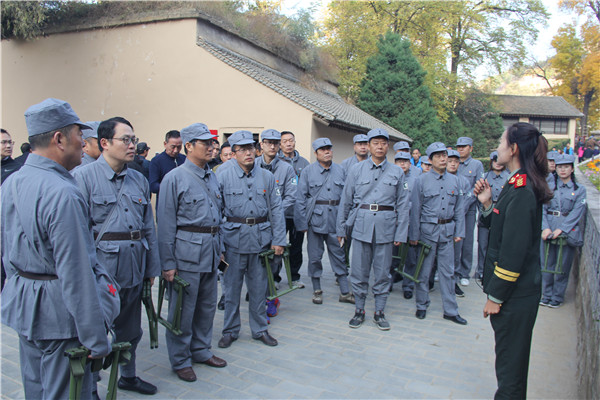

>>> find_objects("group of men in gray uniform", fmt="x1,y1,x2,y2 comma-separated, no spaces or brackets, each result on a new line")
2,96,491,398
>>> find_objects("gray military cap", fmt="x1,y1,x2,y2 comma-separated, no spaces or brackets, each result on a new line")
394,151,411,160
555,154,576,165
312,137,333,151
24,98,91,137
420,156,432,165
456,137,473,146
180,123,213,145
490,151,498,160
353,134,368,143
426,142,447,158
229,130,255,147
261,129,281,141
82,121,101,140
447,149,460,158
393,141,410,152
367,128,389,141
547,150,559,161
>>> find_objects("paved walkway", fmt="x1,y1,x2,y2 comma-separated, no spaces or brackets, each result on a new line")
1,248,578,399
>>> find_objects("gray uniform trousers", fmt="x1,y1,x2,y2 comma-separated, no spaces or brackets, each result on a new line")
401,245,417,292
114,285,143,378
476,225,489,279
166,269,217,370
415,238,459,316
456,205,477,279
19,336,94,400
223,250,269,338
351,239,392,312
307,228,350,293
541,243,576,303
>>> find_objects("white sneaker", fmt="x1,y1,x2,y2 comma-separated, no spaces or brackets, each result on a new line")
292,280,305,289
434,273,439,282
460,278,470,287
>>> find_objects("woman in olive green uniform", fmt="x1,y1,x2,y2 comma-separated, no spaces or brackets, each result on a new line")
475,122,553,400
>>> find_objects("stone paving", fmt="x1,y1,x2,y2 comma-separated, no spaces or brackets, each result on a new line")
1,247,578,399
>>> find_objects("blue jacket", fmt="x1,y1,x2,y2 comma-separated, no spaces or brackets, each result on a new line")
149,151,186,195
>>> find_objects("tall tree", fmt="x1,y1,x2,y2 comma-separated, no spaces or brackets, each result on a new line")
358,32,441,150
320,0,548,112
550,23,600,134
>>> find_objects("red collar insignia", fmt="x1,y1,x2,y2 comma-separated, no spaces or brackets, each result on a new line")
509,173,527,188
108,283,117,296
493,208,499,214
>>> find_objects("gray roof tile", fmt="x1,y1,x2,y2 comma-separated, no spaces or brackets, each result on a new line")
490,94,583,118
197,38,411,142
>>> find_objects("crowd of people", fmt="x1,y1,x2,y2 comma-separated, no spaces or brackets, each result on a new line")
0,98,589,399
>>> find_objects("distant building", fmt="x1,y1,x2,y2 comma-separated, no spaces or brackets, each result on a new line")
1,11,410,163
490,94,583,146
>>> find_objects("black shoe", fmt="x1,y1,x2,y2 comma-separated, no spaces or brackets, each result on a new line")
245,292,249,302
392,272,403,283
117,376,157,395
429,281,435,292
373,311,391,331
415,309,426,320
217,295,225,310
253,331,278,346
403,290,413,299
349,310,365,328
443,314,468,325
218,334,237,348
455,284,465,298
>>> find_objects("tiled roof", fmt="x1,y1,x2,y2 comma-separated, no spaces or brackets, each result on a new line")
490,94,583,118
197,38,411,142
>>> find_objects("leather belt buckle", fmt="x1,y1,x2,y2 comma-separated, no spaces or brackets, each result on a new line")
369,204,379,212
246,217,256,226
210,226,219,235
551,211,561,216
130,230,142,240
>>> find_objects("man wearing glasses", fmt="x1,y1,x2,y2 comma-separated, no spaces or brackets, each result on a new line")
73,117,160,396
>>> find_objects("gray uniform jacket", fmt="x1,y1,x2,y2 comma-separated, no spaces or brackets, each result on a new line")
458,156,484,210
256,155,297,218
295,162,346,234
73,155,160,288
277,150,309,181
409,170,466,243
1,154,111,356
216,161,287,253
542,180,587,234
337,158,409,244
456,174,472,215
340,155,361,170
157,159,224,273
485,170,510,202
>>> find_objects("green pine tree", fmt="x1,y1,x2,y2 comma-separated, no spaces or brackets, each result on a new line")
357,32,441,151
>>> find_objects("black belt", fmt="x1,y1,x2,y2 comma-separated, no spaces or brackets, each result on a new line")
438,218,452,224
226,216,268,225
94,230,143,241
178,225,219,234
547,210,569,217
315,200,340,206
358,204,394,212
16,268,58,281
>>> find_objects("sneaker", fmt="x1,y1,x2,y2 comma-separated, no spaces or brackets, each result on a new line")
292,280,305,289
539,299,550,307
312,290,323,304
455,284,465,298
339,292,355,304
348,310,365,328
266,298,280,317
548,300,562,308
460,278,470,286
373,312,391,331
